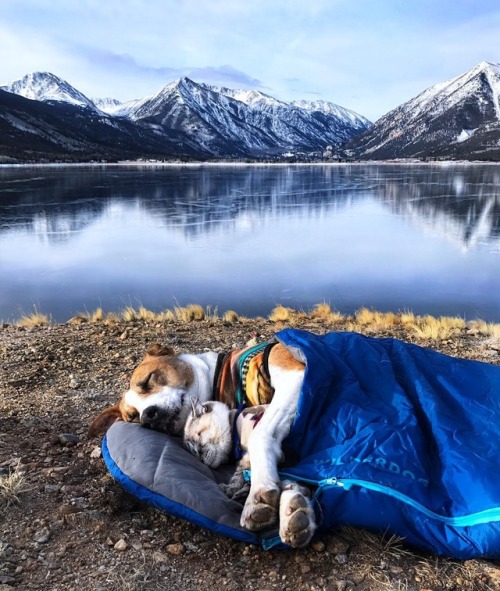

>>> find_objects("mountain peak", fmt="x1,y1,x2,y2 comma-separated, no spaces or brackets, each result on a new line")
1,71,97,110
348,60,500,160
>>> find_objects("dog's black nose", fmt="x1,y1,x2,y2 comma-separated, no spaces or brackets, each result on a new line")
142,406,159,422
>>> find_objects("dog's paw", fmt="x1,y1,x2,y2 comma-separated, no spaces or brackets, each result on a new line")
279,480,317,548
240,485,280,531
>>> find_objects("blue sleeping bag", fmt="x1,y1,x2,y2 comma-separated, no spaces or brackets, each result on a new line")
103,329,500,558
277,329,500,558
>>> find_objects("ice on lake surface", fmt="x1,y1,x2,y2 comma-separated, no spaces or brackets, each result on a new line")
0,164,499,322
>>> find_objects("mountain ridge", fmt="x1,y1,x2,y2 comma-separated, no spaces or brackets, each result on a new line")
1,72,371,158
2,64,500,162
347,61,500,160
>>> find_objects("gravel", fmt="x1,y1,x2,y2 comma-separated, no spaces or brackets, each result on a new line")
1,317,499,591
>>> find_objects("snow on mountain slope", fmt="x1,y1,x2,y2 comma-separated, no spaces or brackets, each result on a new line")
348,61,500,159
1,72,98,111
3,71,372,157
126,77,371,155
291,99,370,128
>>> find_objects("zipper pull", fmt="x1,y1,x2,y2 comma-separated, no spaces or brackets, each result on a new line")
318,477,342,487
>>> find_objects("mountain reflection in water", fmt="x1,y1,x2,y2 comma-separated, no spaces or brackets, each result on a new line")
0,164,499,322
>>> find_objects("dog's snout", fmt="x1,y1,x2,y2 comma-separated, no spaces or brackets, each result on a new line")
142,406,159,422
139,404,182,434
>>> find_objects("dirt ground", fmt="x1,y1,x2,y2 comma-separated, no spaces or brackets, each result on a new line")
1,313,500,591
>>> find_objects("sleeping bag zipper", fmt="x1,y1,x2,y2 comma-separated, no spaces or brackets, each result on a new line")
315,477,500,527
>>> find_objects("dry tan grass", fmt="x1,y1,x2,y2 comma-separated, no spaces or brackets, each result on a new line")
122,306,139,322
468,320,500,338
414,557,487,591
204,305,219,324
103,312,121,325
174,304,206,322
269,305,295,322
88,307,104,322
0,470,29,511
137,306,157,322
411,315,466,340
17,312,50,327
310,302,344,324
222,310,239,324
157,309,176,323
354,308,399,331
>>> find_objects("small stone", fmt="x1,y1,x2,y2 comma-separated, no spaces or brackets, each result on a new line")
58,433,80,445
69,378,79,389
33,528,50,544
90,447,101,459
311,540,325,552
0,577,17,586
106,537,114,546
44,484,61,493
335,553,348,565
300,564,311,574
119,331,128,340
166,543,184,555
152,551,167,563
114,539,127,552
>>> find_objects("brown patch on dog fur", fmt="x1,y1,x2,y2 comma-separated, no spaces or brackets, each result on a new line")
268,343,305,372
129,345,194,395
89,343,194,436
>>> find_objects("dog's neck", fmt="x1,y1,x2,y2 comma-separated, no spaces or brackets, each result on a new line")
178,352,220,403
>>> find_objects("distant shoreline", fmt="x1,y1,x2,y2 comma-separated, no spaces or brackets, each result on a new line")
2,159,500,169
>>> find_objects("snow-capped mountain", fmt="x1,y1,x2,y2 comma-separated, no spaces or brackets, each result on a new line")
0,87,204,162
348,61,500,160
1,72,98,111
92,97,122,114
2,71,371,158
123,77,371,155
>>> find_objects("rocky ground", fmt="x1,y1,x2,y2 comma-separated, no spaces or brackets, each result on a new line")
1,313,500,591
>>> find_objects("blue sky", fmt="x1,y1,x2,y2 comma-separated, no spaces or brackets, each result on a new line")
1,0,499,121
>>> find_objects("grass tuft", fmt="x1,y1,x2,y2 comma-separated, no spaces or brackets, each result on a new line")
269,305,295,322
310,302,344,324
222,310,239,324
411,315,465,340
88,307,104,323
17,312,50,327
174,304,205,322
468,319,500,338
0,469,29,511
355,308,398,330
157,309,176,323
137,306,157,322
122,306,139,322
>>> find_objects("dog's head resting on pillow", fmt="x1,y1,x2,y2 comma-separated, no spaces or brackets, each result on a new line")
89,343,217,437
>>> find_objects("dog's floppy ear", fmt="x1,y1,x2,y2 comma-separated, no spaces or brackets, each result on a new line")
146,343,175,357
88,403,124,437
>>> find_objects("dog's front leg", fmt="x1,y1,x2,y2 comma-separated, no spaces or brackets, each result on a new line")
240,365,303,531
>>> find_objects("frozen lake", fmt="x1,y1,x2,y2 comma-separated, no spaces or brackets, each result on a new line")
0,163,499,322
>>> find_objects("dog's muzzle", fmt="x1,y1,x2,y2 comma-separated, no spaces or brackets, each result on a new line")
140,405,181,434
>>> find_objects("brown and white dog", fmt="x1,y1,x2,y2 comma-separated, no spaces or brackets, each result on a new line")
90,341,306,536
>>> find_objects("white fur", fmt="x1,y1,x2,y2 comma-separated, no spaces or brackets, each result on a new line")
135,345,307,537
240,365,303,529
